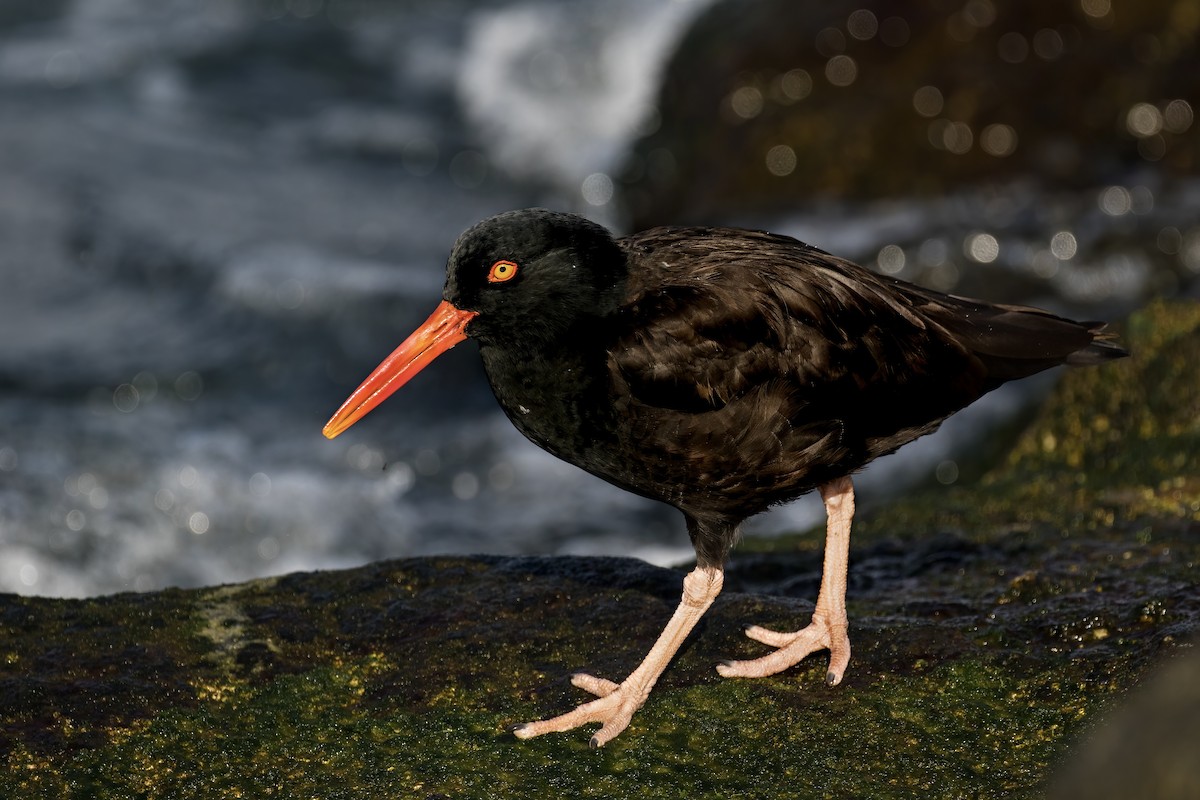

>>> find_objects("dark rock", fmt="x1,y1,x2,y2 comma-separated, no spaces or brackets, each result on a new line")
621,0,1200,227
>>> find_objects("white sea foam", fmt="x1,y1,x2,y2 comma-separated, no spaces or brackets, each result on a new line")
457,0,711,193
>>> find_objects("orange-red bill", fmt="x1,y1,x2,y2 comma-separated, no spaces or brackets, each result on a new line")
322,300,478,439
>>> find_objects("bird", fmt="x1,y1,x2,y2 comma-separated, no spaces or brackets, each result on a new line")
322,208,1127,748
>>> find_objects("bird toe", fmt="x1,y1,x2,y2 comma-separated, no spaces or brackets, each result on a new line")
571,672,619,697
742,624,798,647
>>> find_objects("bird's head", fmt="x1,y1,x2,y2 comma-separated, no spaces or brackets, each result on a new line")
444,209,627,346
322,209,627,439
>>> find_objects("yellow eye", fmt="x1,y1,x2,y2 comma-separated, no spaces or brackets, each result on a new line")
487,259,518,283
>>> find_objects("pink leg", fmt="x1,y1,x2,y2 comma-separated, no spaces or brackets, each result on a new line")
512,565,724,747
717,476,854,685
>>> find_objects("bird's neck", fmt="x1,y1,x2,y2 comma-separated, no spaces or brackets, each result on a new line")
478,319,618,459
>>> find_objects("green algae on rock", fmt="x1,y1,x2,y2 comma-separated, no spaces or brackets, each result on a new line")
2,302,1197,799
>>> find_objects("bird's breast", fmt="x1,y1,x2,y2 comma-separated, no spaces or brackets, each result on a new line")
479,344,619,466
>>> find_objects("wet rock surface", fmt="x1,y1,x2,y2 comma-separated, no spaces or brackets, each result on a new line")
2,300,1196,798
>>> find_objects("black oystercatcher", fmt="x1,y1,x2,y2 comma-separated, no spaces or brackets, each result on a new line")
323,209,1126,747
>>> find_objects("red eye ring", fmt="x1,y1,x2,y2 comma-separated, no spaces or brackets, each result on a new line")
488,259,519,283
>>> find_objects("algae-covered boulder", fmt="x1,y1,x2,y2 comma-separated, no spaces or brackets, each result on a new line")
620,0,1199,226
2,300,1197,799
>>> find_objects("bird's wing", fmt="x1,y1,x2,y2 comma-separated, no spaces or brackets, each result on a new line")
601,226,1125,523
607,227,1019,502
610,227,968,416
605,230,953,516
610,279,796,413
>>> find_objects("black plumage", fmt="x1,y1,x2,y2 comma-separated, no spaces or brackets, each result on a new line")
324,208,1126,746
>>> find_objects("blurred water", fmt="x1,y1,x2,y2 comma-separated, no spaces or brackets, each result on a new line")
0,0,712,596
0,0,1192,597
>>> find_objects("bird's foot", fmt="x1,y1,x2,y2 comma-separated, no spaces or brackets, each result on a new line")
509,672,650,748
716,611,851,685
511,566,724,747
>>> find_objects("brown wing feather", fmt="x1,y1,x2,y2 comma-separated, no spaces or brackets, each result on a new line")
606,227,1124,529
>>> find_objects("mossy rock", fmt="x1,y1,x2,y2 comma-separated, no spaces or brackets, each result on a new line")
2,300,1197,799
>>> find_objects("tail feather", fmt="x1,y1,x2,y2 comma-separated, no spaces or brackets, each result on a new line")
905,287,1129,383
1065,322,1129,365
